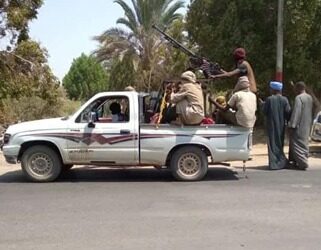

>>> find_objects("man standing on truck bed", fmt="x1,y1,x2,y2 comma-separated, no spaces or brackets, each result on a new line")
170,71,204,125
210,48,257,94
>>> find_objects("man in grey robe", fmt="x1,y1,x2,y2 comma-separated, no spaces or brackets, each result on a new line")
262,81,291,170
288,81,313,170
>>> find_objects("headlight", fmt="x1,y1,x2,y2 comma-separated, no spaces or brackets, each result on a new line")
3,133,11,144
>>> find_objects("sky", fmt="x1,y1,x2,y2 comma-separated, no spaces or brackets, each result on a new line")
29,0,188,81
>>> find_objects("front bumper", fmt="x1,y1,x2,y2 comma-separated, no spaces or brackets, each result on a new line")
4,155,18,164
2,145,21,164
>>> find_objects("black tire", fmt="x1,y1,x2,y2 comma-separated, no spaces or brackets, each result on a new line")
21,145,62,182
170,146,208,181
62,164,74,171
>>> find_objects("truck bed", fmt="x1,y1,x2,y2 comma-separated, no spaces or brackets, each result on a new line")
139,123,252,166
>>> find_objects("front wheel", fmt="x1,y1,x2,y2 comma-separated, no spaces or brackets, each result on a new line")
170,146,208,181
21,145,62,182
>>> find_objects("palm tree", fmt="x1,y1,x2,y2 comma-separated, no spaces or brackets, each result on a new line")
93,0,185,91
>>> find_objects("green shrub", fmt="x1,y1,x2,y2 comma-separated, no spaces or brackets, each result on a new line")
60,99,82,116
2,95,59,123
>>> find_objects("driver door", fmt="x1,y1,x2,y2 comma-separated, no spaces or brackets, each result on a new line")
66,94,138,165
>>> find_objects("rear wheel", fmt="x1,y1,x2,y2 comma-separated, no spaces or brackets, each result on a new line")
21,145,62,182
170,146,208,181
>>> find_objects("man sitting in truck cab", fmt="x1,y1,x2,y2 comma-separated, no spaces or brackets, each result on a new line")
109,102,125,122
170,71,204,125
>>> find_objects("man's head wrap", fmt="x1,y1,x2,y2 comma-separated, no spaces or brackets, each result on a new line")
216,96,227,107
233,48,246,61
270,81,283,91
181,70,196,83
124,86,136,91
295,81,306,92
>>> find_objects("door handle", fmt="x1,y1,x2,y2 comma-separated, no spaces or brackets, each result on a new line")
69,129,80,132
120,129,130,134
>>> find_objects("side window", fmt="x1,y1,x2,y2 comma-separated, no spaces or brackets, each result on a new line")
141,95,154,123
76,99,103,123
76,96,130,123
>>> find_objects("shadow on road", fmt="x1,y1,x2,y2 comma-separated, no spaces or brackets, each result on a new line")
0,170,26,183
0,166,239,183
234,165,270,171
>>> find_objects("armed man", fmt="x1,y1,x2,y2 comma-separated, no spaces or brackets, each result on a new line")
210,48,257,94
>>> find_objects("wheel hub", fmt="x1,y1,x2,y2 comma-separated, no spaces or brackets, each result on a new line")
178,153,201,176
30,154,53,176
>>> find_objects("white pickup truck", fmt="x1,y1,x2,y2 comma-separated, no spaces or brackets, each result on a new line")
2,91,252,182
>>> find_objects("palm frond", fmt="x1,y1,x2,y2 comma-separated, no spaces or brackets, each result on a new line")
114,0,138,32
116,17,137,33
131,0,142,25
161,0,177,14
139,0,154,30
94,0,186,87
161,1,184,26
136,0,145,25
93,26,143,64
161,13,183,26
94,43,130,62
93,28,132,43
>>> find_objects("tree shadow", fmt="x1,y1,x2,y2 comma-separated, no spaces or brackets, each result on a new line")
0,166,239,183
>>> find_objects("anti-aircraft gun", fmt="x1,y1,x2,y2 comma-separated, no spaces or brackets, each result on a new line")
152,24,223,78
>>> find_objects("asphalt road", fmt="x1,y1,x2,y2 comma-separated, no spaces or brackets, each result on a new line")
1,157,321,250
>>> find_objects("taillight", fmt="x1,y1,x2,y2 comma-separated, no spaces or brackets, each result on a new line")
248,133,253,150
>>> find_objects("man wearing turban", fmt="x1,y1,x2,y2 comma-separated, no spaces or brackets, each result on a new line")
170,71,204,125
261,81,291,170
209,76,257,128
210,48,257,94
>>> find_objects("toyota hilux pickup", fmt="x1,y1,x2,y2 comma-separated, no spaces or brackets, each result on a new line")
2,91,252,182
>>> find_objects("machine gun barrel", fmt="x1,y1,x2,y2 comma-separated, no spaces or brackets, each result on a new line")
152,24,223,78
152,24,198,59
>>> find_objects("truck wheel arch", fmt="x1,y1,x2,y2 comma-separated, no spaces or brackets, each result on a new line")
18,140,63,163
166,143,211,166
